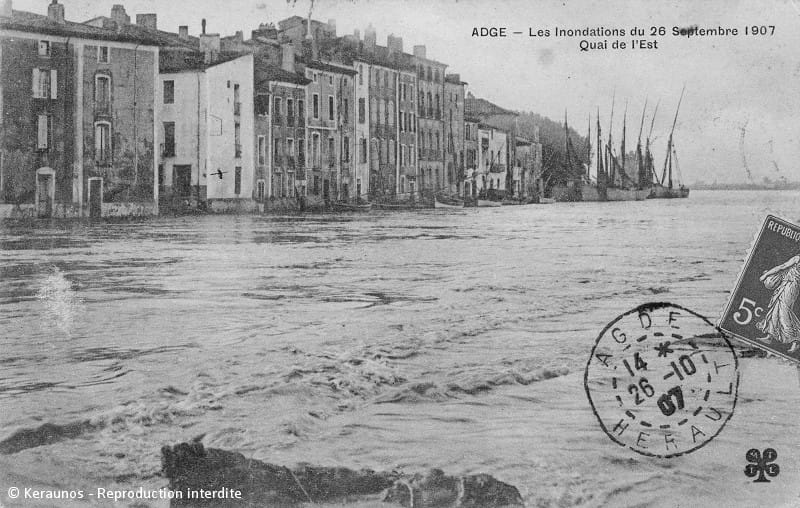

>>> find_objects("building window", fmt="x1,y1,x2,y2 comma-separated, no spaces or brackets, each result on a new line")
95,121,111,163
328,95,334,121
312,94,319,119
163,80,174,104
287,138,295,166
343,98,349,123
38,40,50,57
97,46,110,63
234,123,241,158
36,114,51,150
370,98,377,124
287,98,294,119
360,138,367,163
233,83,241,115
298,137,306,166
32,68,56,99
298,99,304,120
311,133,320,167
358,98,365,124
234,167,241,195
273,97,282,121
273,138,281,165
358,65,363,85
328,75,333,85
344,78,348,87
255,94,269,116
95,74,111,113
313,72,318,82
388,100,394,125
257,179,265,200
343,136,350,162
258,135,266,165
162,122,175,157
327,137,335,166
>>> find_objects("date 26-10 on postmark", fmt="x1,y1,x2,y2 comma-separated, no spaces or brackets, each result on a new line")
585,303,739,458
719,215,800,362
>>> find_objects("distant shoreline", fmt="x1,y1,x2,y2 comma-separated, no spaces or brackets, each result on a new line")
690,185,800,191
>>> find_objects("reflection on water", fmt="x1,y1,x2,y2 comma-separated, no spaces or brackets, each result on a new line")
1,190,799,506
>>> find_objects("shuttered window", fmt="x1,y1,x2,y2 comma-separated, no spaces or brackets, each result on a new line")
37,114,50,150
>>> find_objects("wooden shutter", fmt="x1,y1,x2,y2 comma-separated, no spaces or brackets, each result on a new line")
32,68,40,97
37,115,48,149
50,70,58,99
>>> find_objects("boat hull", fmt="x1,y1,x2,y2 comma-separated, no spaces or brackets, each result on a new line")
434,199,464,209
580,184,646,201
477,200,502,207
647,185,690,199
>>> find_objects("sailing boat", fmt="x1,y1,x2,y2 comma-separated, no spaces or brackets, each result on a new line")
580,98,644,201
648,87,690,199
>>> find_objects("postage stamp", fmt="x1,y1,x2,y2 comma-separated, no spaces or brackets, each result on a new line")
585,303,739,458
719,215,800,362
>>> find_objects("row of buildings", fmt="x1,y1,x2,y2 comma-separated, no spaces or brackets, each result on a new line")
0,0,542,217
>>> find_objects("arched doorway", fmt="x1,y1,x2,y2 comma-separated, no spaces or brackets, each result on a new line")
35,167,55,218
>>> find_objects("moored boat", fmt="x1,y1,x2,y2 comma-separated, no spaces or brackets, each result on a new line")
434,195,464,208
477,199,502,207
331,202,372,212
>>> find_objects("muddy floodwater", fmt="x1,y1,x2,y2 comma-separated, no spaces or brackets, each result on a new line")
2,190,800,507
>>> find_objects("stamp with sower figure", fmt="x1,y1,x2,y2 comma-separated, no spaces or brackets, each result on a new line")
719,215,800,362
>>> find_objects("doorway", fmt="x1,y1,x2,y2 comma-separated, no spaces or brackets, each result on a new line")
88,177,103,218
173,165,192,197
35,167,55,218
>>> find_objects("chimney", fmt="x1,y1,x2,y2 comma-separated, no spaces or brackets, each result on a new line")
364,23,376,49
200,33,220,64
110,4,129,26
387,34,403,55
135,13,157,30
413,45,426,59
201,18,206,35
178,25,189,39
1,0,12,18
47,0,64,24
281,43,295,73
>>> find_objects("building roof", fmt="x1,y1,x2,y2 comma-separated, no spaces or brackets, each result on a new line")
304,58,358,76
465,95,518,118
159,49,247,73
83,15,199,49
1,8,167,46
479,123,508,134
445,74,467,85
516,136,532,146
255,63,311,89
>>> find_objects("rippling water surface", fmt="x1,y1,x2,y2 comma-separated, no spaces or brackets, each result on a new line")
2,190,800,507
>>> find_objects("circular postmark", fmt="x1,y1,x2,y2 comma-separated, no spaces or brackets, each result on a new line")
584,302,740,458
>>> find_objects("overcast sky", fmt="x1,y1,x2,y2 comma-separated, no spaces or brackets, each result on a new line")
14,0,800,184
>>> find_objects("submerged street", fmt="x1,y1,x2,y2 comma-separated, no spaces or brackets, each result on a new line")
1,190,800,507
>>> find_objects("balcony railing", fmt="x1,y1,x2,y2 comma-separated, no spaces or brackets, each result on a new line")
234,102,241,116
160,143,175,158
235,144,242,158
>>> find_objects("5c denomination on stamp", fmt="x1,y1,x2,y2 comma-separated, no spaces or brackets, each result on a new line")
585,302,739,458
719,215,800,362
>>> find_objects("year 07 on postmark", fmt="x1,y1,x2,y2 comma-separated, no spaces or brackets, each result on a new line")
719,215,800,362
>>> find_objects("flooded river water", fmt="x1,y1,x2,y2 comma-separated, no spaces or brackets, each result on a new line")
2,190,800,507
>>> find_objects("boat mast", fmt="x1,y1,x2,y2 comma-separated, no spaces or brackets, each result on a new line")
636,98,647,189
647,99,659,184
596,108,605,197
564,109,570,179
662,85,685,189
587,115,591,181
607,91,615,187
620,100,627,186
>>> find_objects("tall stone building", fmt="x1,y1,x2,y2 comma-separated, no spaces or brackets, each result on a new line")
0,0,165,218
411,45,446,196
444,73,465,196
